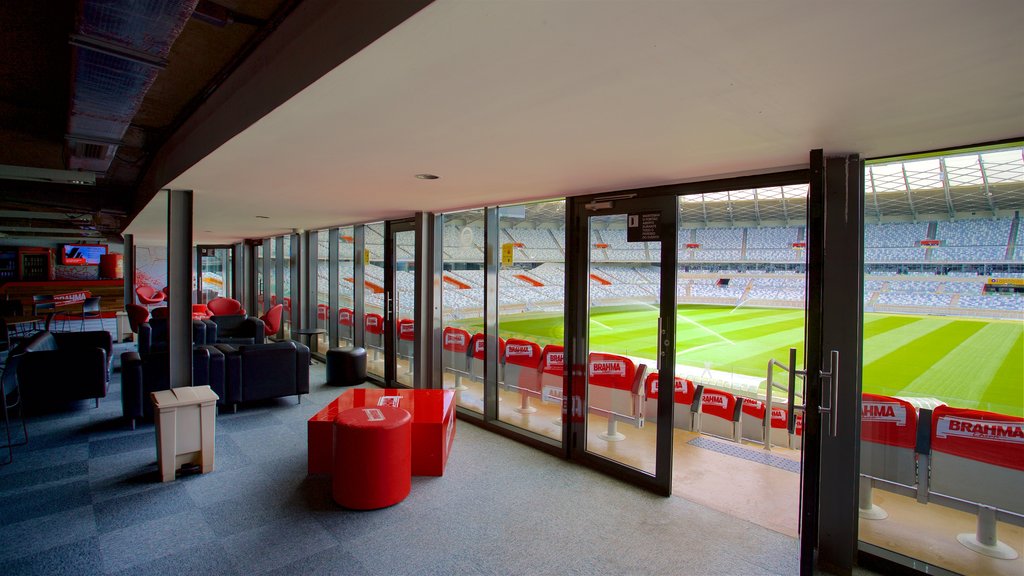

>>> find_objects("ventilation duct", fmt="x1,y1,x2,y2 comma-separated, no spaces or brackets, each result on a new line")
66,0,199,172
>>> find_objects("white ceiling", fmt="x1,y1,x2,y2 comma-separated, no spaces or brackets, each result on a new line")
125,0,1024,246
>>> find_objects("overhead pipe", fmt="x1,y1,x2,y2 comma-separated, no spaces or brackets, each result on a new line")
66,0,200,173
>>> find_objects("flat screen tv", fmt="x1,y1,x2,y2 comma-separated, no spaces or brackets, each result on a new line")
61,244,107,265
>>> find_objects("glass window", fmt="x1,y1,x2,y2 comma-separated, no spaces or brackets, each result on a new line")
255,244,264,316
858,145,1024,575
281,235,292,339
497,200,565,441
440,209,485,414
313,230,330,355
673,184,808,536
338,226,355,347
364,223,385,380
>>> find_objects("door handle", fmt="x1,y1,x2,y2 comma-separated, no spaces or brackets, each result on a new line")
656,317,663,372
818,349,839,437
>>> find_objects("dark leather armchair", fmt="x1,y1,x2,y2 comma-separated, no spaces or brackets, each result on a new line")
215,341,309,410
211,314,265,345
120,346,225,429
14,330,112,408
138,318,214,354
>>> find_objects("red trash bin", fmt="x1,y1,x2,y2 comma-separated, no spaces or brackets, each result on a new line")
332,406,412,509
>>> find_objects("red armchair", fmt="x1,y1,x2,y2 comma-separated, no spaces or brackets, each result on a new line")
125,304,150,333
207,297,245,316
260,304,284,338
136,286,165,310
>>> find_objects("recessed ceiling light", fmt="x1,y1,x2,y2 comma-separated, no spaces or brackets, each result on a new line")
255,215,270,219
414,174,439,180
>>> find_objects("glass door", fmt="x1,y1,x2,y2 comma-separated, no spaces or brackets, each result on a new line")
385,219,417,387
854,146,1024,575
196,245,233,303
673,181,809,541
571,194,677,494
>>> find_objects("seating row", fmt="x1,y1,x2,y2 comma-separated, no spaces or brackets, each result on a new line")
121,340,310,428
860,393,1023,559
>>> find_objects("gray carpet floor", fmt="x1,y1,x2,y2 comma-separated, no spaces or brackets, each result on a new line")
0,340,805,575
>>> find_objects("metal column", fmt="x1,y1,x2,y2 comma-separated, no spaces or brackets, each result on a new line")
123,233,135,307
413,211,438,389
328,228,339,348
166,189,193,389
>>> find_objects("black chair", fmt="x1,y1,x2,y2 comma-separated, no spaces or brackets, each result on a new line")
1,350,29,464
137,318,215,354
215,341,309,411
78,296,107,332
31,295,55,332
210,314,265,346
120,346,226,429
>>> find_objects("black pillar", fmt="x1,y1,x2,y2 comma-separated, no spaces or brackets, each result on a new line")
167,189,193,389
123,233,135,307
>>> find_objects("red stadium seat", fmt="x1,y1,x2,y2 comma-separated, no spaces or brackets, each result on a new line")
587,352,646,441
927,405,1023,559
695,387,741,442
338,307,354,344
538,344,565,406
441,327,471,390
503,338,542,413
740,397,801,449
364,313,384,360
643,373,696,430
397,318,415,376
858,394,920,520
468,333,505,383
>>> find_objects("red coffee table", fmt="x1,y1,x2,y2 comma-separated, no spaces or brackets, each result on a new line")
308,388,456,477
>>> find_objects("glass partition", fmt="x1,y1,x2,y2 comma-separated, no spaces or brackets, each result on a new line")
672,184,808,537
364,222,385,380
497,200,565,441
857,145,1024,575
281,235,292,340
338,226,355,347
440,209,485,413
313,230,330,355
255,244,264,316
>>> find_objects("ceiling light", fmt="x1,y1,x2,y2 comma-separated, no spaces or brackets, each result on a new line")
255,215,270,219
414,174,439,180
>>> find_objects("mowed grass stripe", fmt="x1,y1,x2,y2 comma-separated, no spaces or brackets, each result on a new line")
680,309,802,337
863,317,955,366
863,321,986,398
901,323,1023,415
679,326,806,376
863,314,926,337
985,331,1024,417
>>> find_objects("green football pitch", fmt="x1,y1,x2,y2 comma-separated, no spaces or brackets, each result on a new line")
460,304,1023,417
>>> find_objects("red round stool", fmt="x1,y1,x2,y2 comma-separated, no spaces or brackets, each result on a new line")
332,406,412,509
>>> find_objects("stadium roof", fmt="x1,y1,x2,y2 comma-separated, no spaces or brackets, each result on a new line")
424,147,1024,228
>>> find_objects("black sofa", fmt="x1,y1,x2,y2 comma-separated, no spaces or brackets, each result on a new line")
138,317,215,354
210,314,265,346
120,346,226,429
214,341,309,410
13,330,112,408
